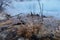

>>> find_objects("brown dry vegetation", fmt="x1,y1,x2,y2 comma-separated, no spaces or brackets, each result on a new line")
16,23,42,38
0,14,60,40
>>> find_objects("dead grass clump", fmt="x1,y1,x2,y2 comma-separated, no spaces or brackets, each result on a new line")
16,23,42,39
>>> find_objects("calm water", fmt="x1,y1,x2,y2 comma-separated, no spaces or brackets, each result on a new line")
5,0,60,19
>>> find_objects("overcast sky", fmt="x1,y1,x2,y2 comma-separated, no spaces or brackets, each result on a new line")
5,0,60,19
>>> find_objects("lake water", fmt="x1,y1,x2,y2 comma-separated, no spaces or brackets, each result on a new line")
5,0,60,19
